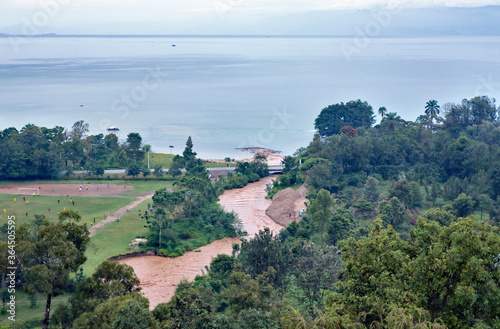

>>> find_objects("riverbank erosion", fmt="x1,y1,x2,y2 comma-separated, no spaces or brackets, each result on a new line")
265,184,308,227
119,175,284,309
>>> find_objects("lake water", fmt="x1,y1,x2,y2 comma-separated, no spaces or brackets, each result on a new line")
1,36,499,159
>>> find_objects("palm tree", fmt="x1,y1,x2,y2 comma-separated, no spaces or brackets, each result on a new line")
378,106,387,118
20,123,36,133
425,100,440,123
416,114,432,129
381,112,403,131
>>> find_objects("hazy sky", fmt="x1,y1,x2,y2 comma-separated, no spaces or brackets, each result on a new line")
1,0,499,34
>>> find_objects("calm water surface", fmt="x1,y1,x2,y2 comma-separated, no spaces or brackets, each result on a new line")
1,36,499,158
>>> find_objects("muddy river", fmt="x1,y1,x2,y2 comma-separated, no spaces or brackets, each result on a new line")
120,176,283,309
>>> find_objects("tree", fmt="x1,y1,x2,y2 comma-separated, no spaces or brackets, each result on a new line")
281,155,298,174
239,228,293,288
169,159,183,177
70,120,89,141
407,218,500,328
307,189,334,245
381,112,405,131
444,96,498,132
153,293,213,329
153,165,164,178
73,295,158,329
52,260,142,328
143,144,152,168
126,162,141,179
209,254,235,280
183,136,196,162
141,166,151,179
364,176,380,203
328,208,354,245
422,208,455,226
314,100,375,137
425,100,441,123
145,208,169,248
378,106,387,118
451,193,475,218
475,193,494,221
336,219,411,326
126,132,144,161
293,241,342,316
469,95,498,125
104,133,119,152
340,126,357,137
237,308,279,329
389,179,422,209
17,211,90,329
117,149,130,167
337,218,500,328
379,197,406,228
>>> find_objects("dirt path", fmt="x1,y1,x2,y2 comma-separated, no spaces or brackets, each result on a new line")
89,191,155,237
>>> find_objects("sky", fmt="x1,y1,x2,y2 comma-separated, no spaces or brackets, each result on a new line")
1,0,499,35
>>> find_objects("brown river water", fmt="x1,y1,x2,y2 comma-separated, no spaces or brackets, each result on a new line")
120,176,283,309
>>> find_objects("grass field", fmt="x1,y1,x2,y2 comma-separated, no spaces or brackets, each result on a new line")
82,199,150,276
0,292,70,328
148,153,174,168
0,181,164,327
0,194,134,227
148,152,232,168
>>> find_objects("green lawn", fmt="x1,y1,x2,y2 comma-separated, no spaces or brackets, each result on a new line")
81,199,150,276
148,152,174,168
0,195,133,227
148,152,232,168
0,292,70,328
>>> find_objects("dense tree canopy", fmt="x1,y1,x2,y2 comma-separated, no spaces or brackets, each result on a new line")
314,99,375,137
0,121,149,179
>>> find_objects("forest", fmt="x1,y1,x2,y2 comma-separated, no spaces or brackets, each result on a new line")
0,120,155,179
1,95,500,328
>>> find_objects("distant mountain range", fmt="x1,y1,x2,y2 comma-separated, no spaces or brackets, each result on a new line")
1,5,499,36
239,5,500,36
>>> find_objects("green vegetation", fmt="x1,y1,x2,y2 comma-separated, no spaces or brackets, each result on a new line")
2,95,500,328
14,211,90,329
147,95,500,329
0,292,70,328
0,121,228,182
0,195,132,227
142,137,245,257
148,152,174,168
215,155,269,190
314,99,375,137
81,200,150,276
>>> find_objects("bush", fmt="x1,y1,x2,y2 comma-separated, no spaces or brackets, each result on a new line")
178,231,191,240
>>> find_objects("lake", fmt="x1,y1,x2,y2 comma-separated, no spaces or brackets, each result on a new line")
1,36,499,159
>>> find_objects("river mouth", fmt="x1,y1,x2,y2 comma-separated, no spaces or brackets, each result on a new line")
119,176,283,309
